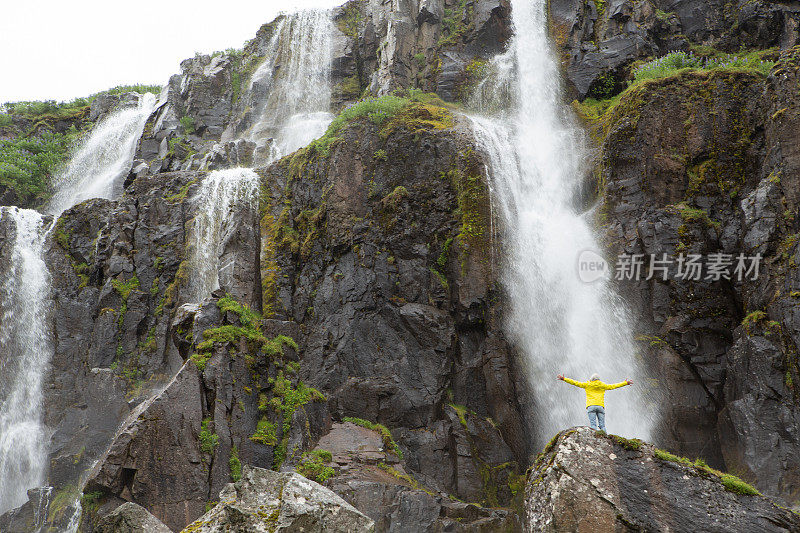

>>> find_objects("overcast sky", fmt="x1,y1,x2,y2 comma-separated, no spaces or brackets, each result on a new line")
0,0,343,103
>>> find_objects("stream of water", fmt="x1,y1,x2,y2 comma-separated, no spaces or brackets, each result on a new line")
47,93,157,217
469,0,657,444
0,208,52,514
246,9,334,164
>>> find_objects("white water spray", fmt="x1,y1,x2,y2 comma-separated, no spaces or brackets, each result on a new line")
47,92,157,217
247,9,334,164
469,0,656,444
0,208,52,514
186,168,260,303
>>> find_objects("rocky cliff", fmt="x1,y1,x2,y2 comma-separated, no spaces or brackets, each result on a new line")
1,0,800,532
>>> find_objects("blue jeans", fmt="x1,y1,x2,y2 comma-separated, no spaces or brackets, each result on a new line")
587,405,606,431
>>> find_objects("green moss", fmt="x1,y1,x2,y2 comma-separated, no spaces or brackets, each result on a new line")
593,0,606,17
335,75,362,101
199,418,219,454
297,449,335,483
337,0,364,39
437,237,454,268
112,274,140,329
720,474,760,495
343,417,403,459
377,461,435,495
611,435,643,451
48,485,81,524
164,179,197,204
653,448,761,495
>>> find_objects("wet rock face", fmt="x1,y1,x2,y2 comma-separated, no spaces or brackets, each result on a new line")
526,427,800,532
71,114,527,531
182,466,375,532
260,114,529,503
595,48,800,503
42,172,199,493
317,422,523,532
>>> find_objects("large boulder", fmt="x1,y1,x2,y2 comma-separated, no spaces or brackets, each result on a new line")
181,466,374,532
526,427,800,532
94,502,171,533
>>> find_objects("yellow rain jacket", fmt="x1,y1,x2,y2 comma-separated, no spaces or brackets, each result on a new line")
563,378,628,408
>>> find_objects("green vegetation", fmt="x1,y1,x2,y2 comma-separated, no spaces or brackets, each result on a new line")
0,83,160,202
0,128,80,203
229,446,242,482
180,116,196,135
414,52,427,68
380,186,409,209
675,203,721,230
250,418,278,445
611,435,643,451
343,417,403,459
80,491,103,514
337,0,364,39
653,448,761,495
112,274,140,329
632,50,775,85
2,84,160,119
377,461,434,495
593,0,606,17
311,89,453,156
297,449,335,483
48,485,81,524
192,295,297,368
439,0,474,47
267,370,325,468
199,418,219,454
740,310,779,335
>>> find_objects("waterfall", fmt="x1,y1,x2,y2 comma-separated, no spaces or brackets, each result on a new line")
185,168,260,303
185,8,335,301
469,0,657,443
46,92,157,217
247,9,334,164
0,208,52,514
0,91,158,520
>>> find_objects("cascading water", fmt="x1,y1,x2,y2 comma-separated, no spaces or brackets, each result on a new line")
469,0,657,444
0,208,52,514
246,9,334,164
185,8,334,301
0,91,159,524
46,92,157,217
185,168,260,303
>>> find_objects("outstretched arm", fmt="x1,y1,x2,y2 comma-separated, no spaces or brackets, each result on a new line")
605,379,633,390
558,375,588,389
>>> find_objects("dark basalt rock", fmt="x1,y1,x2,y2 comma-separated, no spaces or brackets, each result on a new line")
594,48,800,504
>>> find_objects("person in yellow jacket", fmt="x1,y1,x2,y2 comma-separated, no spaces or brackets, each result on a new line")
557,373,633,432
